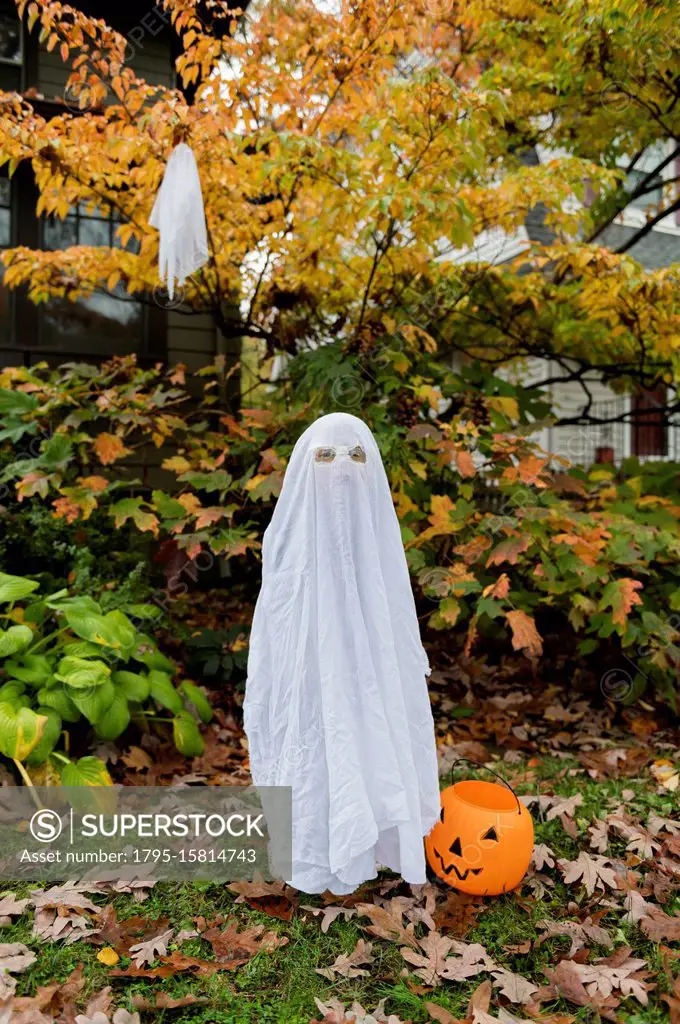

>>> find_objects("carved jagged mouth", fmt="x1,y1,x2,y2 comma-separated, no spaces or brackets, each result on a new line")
433,848,483,882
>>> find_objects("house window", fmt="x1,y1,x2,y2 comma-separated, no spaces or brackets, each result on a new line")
41,204,145,356
626,168,663,209
0,8,22,92
0,177,11,341
632,384,667,457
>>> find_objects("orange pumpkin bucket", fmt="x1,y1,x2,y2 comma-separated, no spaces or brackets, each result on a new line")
425,760,534,896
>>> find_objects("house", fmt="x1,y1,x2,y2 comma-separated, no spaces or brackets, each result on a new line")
444,142,680,465
0,0,223,372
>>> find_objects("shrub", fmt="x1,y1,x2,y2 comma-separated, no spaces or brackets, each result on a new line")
0,570,213,784
1,354,679,711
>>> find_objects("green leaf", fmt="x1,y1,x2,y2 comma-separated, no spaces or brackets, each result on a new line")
180,680,213,724
66,679,115,724
5,654,52,686
37,686,81,723
0,625,33,657
0,388,39,415
63,606,136,652
112,670,150,702
94,689,130,740
60,756,113,787
26,708,62,765
0,682,25,702
172,711,205,757
149,670,183,714
55,656,111,690
0,702,48,760
132,637,175,673
0,573,40,603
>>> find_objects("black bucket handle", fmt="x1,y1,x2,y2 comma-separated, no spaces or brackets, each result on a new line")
449,756,523,816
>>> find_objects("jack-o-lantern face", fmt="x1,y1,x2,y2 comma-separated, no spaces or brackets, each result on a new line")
425,779,534,896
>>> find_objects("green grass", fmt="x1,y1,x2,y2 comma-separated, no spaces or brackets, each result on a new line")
2,755,678,1023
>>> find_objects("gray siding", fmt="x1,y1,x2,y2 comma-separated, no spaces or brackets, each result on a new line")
37,36,173,99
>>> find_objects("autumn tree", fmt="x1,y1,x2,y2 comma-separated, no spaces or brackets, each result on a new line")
0,0,679,428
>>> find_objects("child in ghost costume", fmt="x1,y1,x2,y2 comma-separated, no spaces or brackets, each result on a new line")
243,413,441,895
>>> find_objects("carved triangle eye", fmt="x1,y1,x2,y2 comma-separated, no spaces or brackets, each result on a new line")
482,826,499,842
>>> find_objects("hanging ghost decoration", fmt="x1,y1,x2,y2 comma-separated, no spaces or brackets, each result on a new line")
243,412,441,895
149,142,209,300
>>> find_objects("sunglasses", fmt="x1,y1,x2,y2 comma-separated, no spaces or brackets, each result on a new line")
312,444,367,464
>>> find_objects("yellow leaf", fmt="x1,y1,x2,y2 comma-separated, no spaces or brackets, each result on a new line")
97,947,119,966
162,456,191,473
487,396,519,420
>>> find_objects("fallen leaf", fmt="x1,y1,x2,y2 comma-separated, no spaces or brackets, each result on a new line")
559,852,620,895
302,904,358,933
127,928,174,968
227,880,299,921
316,939,374,980
0,943,36,975
356,901,419,948
96,947,119,967
491,968,538,1004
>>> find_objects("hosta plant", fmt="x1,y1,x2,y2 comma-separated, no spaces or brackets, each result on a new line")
0,571,212,785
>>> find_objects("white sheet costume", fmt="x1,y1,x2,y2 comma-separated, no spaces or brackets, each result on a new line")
243,413,440,894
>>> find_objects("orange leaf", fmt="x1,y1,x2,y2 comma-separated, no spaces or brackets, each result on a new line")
94,433,132,466
482,573,510,599
486,534,532,567
506,609,543,658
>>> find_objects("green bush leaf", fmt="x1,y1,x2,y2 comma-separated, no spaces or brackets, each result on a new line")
37,686,81,723
94,689,130,740
63,606,136,652
66,679,115,724
180,680,213,724
149,670,183,714
173,711,205,757
0,682,25,702
60,756,113,786
112,670,150,702
0,625,33,657
133,638,176,673
55,656,110,690
5,654,52,686
0,573,40,603
26,708,62,765
0,702,48,760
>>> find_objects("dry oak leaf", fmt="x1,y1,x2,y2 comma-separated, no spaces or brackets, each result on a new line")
131,992,209,1010
545,793,583,823
505,610,543,658
302,904,358,933
638,905,680,942
30,883,99,912
608,816,660,859
490,968,538,1004
312,996,411,1023
316,939,374,980
531,844,556,871
559,852,620,895
356,901,419,947
93,433,132,466
400,933,458,987
536,918,613,956
127,927,174,967
227,880,299,921
0,943,36,975
432,889,485,939
202,920,286,964
424,1002,466,1023
0,892,29,927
